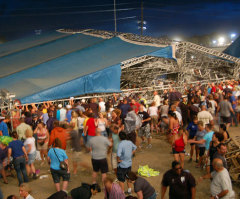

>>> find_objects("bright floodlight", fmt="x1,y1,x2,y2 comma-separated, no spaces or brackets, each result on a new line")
231,33,236,38
218,37,225,45
173,37,181,42
212,40,217,44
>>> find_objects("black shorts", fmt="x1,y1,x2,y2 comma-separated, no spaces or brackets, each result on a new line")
50,168,70,183
92,158,108,174
172,148,185,154
117,166,131,182
188,135,195,146
221,116,231,124
198,147,206,157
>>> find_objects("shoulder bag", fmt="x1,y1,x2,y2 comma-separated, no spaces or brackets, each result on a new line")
53,148,68,170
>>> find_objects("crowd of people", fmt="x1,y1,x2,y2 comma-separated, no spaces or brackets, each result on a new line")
0,80,239,198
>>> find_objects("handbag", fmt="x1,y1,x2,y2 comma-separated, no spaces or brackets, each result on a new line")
53,148,68,170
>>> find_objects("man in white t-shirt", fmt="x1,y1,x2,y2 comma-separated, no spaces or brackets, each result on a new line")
153,91,161,107
197,105,213,127
200,158,235,199
58,105,67,122
99,98,106,113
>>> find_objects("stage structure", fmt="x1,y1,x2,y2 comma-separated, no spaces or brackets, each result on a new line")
0,29,240,107
64,29,240,91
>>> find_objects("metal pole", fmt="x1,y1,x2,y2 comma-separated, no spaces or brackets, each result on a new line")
141,0,143,36
114,0,117,32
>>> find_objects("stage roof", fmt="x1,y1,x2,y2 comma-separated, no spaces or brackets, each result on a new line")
223,36,240,58
0,32,172,104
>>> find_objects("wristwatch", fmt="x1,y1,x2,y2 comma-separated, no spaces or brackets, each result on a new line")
214,195,219,199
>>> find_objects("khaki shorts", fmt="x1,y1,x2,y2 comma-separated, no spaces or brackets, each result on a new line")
37,142,48,150
111,153,118,169
151,116,158,125
72,151,83,162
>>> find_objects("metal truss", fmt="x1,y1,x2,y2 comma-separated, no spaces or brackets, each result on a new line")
45,29,240,98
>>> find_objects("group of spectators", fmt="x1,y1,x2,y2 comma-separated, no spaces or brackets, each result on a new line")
0,79,239,199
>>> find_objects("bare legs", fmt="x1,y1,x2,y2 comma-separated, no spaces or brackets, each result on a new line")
173,153,185,168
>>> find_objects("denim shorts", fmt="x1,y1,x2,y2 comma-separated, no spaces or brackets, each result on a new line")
50,168,70,183
28,151,36,165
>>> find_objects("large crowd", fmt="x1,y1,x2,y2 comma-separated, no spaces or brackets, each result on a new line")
0,80,240,199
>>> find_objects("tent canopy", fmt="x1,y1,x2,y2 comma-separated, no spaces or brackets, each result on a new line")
0,32,172,104
223,36,240,58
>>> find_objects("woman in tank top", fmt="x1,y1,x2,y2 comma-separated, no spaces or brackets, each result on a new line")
34,122,49,165
96,112,108,137
172,127,187,168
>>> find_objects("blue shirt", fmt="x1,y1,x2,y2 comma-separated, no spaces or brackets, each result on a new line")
48,148,68,170
195,130,207,148
8,140,24,158
203,131,214,151
66,110,72,123
56,110,60,121
0,121,9,136
229,95,236,110
186,122,198,138
117,140,137,168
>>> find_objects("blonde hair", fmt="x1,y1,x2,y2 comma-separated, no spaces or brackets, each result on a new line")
25,129,33,138
71,111,78,118
19,183,31,193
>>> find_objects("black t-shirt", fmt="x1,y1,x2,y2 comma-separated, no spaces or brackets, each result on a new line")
162,169,196,199
138,111,150,127
134,177,155,198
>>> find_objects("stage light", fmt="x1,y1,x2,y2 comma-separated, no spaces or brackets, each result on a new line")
218,37,225,45
230,33,236,38
212,40,217,44
173,37,181,42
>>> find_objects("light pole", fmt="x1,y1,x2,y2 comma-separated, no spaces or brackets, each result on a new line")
114,0,117,32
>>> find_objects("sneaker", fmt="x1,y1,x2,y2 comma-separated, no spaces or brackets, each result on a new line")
146,144,152,149
32,173,37,180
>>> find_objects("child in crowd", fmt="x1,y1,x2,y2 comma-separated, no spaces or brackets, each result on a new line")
194,121,206,168
186,116,198,162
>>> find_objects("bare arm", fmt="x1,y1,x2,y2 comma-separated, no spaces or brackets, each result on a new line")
191,187,196,199
26,144,31,154
161,185,167,199
136,191,143,199
22,146,28,161
213,190,229,198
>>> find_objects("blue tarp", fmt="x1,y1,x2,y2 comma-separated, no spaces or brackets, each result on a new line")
223,36,240,58
0,34,105,78
0,33,172,103
0,32,67,58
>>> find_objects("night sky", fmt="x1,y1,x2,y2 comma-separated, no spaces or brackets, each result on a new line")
0,0,240,40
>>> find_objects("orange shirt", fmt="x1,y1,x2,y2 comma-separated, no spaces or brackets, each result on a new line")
48,127,68,150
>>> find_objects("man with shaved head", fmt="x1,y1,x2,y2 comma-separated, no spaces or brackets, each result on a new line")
199,158,235,199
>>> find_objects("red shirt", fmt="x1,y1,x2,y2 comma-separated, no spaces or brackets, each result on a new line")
86,118,96,136
130,102,141,113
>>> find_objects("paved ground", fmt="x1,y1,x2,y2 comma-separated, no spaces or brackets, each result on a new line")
1,126,239,199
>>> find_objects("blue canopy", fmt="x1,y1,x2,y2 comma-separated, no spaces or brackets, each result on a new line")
0,32,172,104
223,36,240,58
